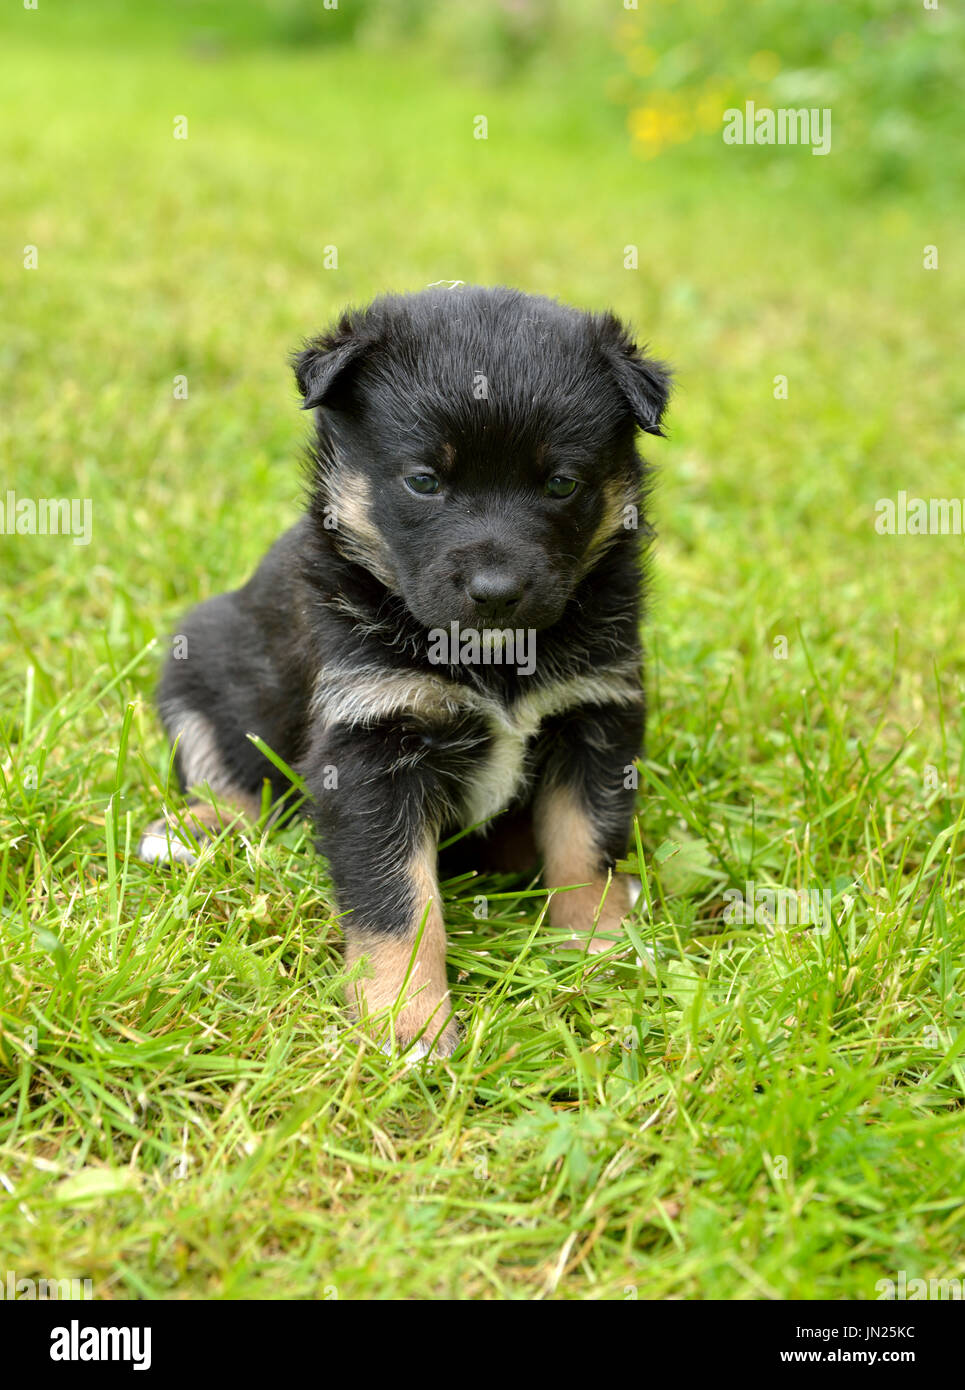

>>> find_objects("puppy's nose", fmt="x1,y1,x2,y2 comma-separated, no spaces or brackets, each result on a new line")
466,570,522,616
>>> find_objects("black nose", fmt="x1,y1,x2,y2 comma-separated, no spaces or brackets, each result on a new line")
466,570,522,615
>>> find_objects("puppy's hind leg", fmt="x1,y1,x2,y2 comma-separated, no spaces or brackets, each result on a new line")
137,793,263,867
138,706,265,867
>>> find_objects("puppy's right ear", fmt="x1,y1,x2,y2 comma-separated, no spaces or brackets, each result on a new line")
597,311,672,437
292,312,372,411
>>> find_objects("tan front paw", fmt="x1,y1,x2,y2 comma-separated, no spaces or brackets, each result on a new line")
346,931,458,1059
388,1011,461,1059
549,874,632,953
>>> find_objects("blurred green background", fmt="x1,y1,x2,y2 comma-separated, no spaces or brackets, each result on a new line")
3,0,961,683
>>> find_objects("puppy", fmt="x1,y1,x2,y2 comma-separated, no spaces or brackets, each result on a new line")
140,286,671,1057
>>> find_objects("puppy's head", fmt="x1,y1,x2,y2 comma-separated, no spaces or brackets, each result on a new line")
294,287,670,632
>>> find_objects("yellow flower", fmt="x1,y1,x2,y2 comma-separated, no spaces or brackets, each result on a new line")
629,106,662,143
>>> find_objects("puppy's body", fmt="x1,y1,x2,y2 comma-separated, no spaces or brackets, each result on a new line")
144,287,670,1056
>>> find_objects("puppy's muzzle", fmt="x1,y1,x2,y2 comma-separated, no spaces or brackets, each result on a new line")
464,568,526,623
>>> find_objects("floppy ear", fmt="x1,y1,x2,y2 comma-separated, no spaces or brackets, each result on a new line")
292,312,373,411
598,312,672,437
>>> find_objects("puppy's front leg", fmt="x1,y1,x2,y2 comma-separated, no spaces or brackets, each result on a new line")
534,700,644,952
343,837,456,1058
307,725,458,1057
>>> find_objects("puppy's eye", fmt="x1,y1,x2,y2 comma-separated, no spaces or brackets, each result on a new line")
404,473,441,496
545,476,579,499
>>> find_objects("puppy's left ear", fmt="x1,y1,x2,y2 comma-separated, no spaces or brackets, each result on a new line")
598,312,672,437
292,311,373,411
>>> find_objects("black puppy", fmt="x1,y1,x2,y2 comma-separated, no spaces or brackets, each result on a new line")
140,285,671,1056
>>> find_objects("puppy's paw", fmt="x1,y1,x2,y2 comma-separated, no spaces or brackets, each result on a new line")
347,919,457,1062
137,817,203,867
366,988,461,1061
549,874,636,955
555,930,623,956
138,800,254,868
379,1015,461,1063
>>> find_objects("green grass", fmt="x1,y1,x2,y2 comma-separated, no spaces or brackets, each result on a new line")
1,11,964,1300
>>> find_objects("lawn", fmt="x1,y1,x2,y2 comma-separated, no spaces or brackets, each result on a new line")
1,3,963,1300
